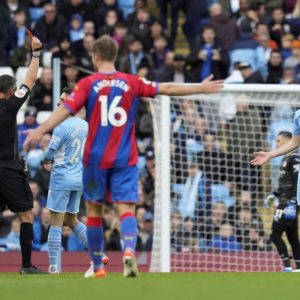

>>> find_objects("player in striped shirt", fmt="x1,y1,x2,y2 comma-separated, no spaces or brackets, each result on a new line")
24,35,223,278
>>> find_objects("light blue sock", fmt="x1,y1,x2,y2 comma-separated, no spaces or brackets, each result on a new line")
48,226,62,266
73,222,88,248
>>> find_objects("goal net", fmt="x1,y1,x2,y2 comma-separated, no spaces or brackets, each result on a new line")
150,85,300,272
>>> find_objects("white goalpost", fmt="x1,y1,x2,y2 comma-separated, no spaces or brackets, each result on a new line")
150,84,300,272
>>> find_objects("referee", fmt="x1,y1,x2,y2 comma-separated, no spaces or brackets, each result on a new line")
0,36,46,274
266,131,300,272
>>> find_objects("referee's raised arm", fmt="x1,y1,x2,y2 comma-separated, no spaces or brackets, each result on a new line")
23,36,43,91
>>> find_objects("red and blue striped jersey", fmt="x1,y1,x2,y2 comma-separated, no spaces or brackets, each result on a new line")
64,71,159,169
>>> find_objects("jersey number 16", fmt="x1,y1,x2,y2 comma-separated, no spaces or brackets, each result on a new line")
99,95,127,127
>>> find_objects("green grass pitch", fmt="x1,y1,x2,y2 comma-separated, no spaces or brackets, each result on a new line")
1,273,300,300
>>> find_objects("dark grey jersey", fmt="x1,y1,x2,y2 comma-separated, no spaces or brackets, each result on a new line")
274,152,300,204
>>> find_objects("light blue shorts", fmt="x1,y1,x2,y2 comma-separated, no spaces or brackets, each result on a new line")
47,190,82,214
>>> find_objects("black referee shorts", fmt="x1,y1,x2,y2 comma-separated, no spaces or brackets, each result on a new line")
0,163,33,213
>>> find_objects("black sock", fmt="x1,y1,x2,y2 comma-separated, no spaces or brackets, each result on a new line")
20,223,33,268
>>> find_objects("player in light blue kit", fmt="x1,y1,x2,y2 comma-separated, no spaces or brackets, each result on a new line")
45,88,108,274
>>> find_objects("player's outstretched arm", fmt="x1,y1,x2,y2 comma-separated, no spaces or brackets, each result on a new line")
23,36,43,91
250,135,300,166
23,106,70,151
158,75,224,96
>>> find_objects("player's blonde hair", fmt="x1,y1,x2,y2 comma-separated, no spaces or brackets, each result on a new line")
92,35,119,62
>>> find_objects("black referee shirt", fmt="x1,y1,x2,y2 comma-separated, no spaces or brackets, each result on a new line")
0,85,30,163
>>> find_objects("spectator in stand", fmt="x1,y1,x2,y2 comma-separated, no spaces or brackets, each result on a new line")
68,13,85,43
178,162,211,220
256,33,273,77
281,66,296,83
208,221,242,252
6,9,27,57
61,66,79,90
0,0,30,26
18,106,39,152
207,3,237,50
26,133,51,180
235,207,268,251
238,61,264,83
112,22,129,55
188,24,229,82
0,217,21,251
150,36,169,71
157,0,185,50
230,19,260,71
182,0,209,50
33,161,51,199
29,180,47,207
155,54,195,83
171,212,184,252
118,0,135,19
150,19,167,46
136,206,146,230
73,34,95,71
28,67,53,111
29,0,44,27
140,147,155,209
129,7,153,51
0,208,15,238
127,0,146,28
98,9,119,37
197,131,233,184
290,1,300,38
82,20,96,37
284,40,300,69
33,207,50,250
254,23,278,49
136,211,153,251
182,217,199,252
234,0,258,30
58,0,94,23
34,3,67,53
93,0,123,29
269,7,291,47
202,201,227,241
280,34,293,60
9,35,32,71
118,37,152,74
103,206,121,250
52,36,73,62
266,49,283,83
226,94,264,200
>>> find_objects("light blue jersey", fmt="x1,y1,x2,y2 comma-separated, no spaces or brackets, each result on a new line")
292,109,300,204
48,117,88,191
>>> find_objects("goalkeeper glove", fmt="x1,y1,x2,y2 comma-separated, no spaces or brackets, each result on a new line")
264,193,277,208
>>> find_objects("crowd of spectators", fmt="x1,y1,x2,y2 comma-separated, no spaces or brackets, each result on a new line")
1,0,300,253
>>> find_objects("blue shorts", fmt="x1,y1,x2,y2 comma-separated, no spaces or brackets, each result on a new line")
47,190,82,214
83,165,138,204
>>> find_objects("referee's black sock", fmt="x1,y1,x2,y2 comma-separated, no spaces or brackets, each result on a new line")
20,223,33,268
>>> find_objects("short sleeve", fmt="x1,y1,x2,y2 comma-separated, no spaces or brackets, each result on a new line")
8,84,30,113
131,76,158,98
48,126,67,151
293,111,300,136
64,77,90,114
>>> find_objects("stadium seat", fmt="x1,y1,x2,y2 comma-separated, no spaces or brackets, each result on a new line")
17,111,24,125
0,66,14,77
16,66,43,88
37,111,52,123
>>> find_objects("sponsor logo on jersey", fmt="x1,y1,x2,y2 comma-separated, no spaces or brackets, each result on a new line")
14,87,28,98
